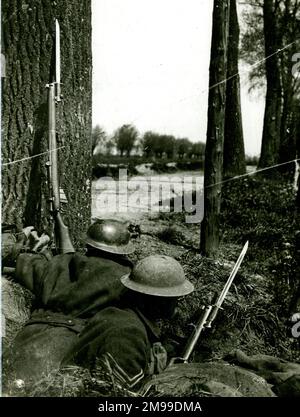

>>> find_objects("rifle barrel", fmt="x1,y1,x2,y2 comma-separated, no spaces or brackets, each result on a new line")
48,83,60,211
169,241,249,366
181,305,213,362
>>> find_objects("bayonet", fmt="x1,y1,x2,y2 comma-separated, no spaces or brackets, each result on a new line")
206,240,249,328
55,19,61,101
169,241,249,366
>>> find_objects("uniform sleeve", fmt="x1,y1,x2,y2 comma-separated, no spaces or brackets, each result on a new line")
15,252,51,296
67,309,150,391
96,326,148,390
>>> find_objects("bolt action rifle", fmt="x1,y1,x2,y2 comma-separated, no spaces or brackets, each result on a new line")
169,241,249,366
46,20,74,254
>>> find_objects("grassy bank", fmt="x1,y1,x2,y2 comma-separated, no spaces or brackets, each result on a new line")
152,174,299,361
3,175,299,396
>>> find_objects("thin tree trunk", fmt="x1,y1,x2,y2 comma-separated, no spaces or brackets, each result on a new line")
200,0,230,257
1,0,92,248
258,0,282,169
296,113,300,209
279,82,297,178
223,0,246,178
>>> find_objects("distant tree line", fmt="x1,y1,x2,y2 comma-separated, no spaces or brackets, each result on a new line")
92,124,206,160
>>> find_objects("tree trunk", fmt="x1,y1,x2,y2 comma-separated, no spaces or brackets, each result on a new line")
296,112,300,209
223,0,246,178
200,0,230,257
278,88,297,178
1,0,92,248
258,0,282,169
278,0,299,177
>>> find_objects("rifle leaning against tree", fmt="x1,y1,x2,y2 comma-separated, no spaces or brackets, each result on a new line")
46,19,74,254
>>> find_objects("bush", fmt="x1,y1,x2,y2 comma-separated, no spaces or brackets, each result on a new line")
220,175,299,316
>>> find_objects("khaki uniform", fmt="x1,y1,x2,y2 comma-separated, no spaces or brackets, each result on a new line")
64,306,166,390
6,251,131,381
6,251,167,389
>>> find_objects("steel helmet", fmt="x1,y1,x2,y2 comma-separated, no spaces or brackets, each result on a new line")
121,255,194,297
86,219,134,255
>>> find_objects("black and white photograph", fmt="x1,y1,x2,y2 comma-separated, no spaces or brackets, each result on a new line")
1,0,300,403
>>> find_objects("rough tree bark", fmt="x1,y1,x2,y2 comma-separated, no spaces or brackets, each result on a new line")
278,0,299,177
258,0,282,169
297,114,300,209
1,0,92,248
223,0,246,178
278,73,298,178
200,0,230,257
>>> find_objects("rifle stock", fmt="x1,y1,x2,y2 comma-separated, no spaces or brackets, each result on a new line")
54,211,75,254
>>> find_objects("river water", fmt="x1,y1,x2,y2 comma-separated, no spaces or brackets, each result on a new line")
91,166,257,223
92,170,204,222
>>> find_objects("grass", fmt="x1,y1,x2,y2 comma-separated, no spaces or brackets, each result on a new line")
154,174,299,361
2,174,299,396
220,175,299,317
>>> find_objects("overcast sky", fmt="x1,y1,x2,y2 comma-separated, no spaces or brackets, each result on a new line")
92,0,265,156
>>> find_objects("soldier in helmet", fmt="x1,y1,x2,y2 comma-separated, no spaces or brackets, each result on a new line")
3,219,135,384
63,255,194,391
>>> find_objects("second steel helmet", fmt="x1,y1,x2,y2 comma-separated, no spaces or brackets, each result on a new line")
121,255,194,297
86,219,134,255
